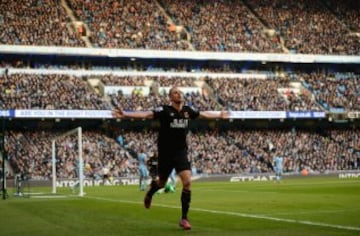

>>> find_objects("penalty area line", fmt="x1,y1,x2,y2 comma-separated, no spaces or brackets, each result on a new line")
86,196,360,232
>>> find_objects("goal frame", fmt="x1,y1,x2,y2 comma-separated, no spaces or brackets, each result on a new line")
51,127,84,197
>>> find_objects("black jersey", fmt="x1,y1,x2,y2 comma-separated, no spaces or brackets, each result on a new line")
153,105,200,152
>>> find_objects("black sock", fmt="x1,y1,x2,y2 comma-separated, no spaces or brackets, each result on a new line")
146,180,161,197
181,189,191,220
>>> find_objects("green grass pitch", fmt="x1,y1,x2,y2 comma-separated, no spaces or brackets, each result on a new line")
0,176,359,236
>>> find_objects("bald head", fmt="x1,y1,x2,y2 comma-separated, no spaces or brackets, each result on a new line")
169,87,184,104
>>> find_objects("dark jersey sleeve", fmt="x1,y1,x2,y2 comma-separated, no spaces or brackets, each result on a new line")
186,105,200,119
152,106,165,120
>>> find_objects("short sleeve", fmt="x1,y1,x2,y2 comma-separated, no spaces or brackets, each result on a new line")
187,106,200,119
152,106,164,119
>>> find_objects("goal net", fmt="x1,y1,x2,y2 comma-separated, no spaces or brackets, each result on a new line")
52,127,84,197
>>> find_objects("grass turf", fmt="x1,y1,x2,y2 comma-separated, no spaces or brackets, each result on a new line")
0,176,359,236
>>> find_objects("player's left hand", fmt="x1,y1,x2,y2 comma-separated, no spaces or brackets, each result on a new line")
112,108,124,118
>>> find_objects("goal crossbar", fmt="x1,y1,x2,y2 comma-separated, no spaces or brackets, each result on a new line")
51,127,84,197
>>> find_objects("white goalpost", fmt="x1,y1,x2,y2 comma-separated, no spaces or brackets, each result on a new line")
51,127,84,197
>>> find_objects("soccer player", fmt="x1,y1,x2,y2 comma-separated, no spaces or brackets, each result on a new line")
138,148,149,191
112,86,228,230
273,149,283,182
102,165,113,185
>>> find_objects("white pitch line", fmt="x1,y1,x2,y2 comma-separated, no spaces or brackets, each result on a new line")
86,196,360,232
28,195,69,199
189,207,360,232
268,208,360,216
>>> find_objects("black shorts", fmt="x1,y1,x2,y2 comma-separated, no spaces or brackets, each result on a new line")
158,149,191,181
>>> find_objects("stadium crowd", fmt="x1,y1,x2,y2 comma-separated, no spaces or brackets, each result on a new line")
1,68,357,180
66,0,190,50
4,128,360,180
0,0,358,55
0,73,111,109
0,0,85,47
0,0,359,181
322,0,359,31
297,72,360,111
6,130,138,180
160,0,283,52
245,0,359,55
1,71,358,111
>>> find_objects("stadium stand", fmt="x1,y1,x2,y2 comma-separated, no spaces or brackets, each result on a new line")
1,0,357,54
0,0,86,47
244,0,359,55
0,73,111,109
66,0,191,50
4,128,360,179
0,0,359,182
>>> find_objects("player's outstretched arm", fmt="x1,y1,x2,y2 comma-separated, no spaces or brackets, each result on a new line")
199,110,229,119
112,108,154,119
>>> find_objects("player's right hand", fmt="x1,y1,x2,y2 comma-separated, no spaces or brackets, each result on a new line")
220,111,230,119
